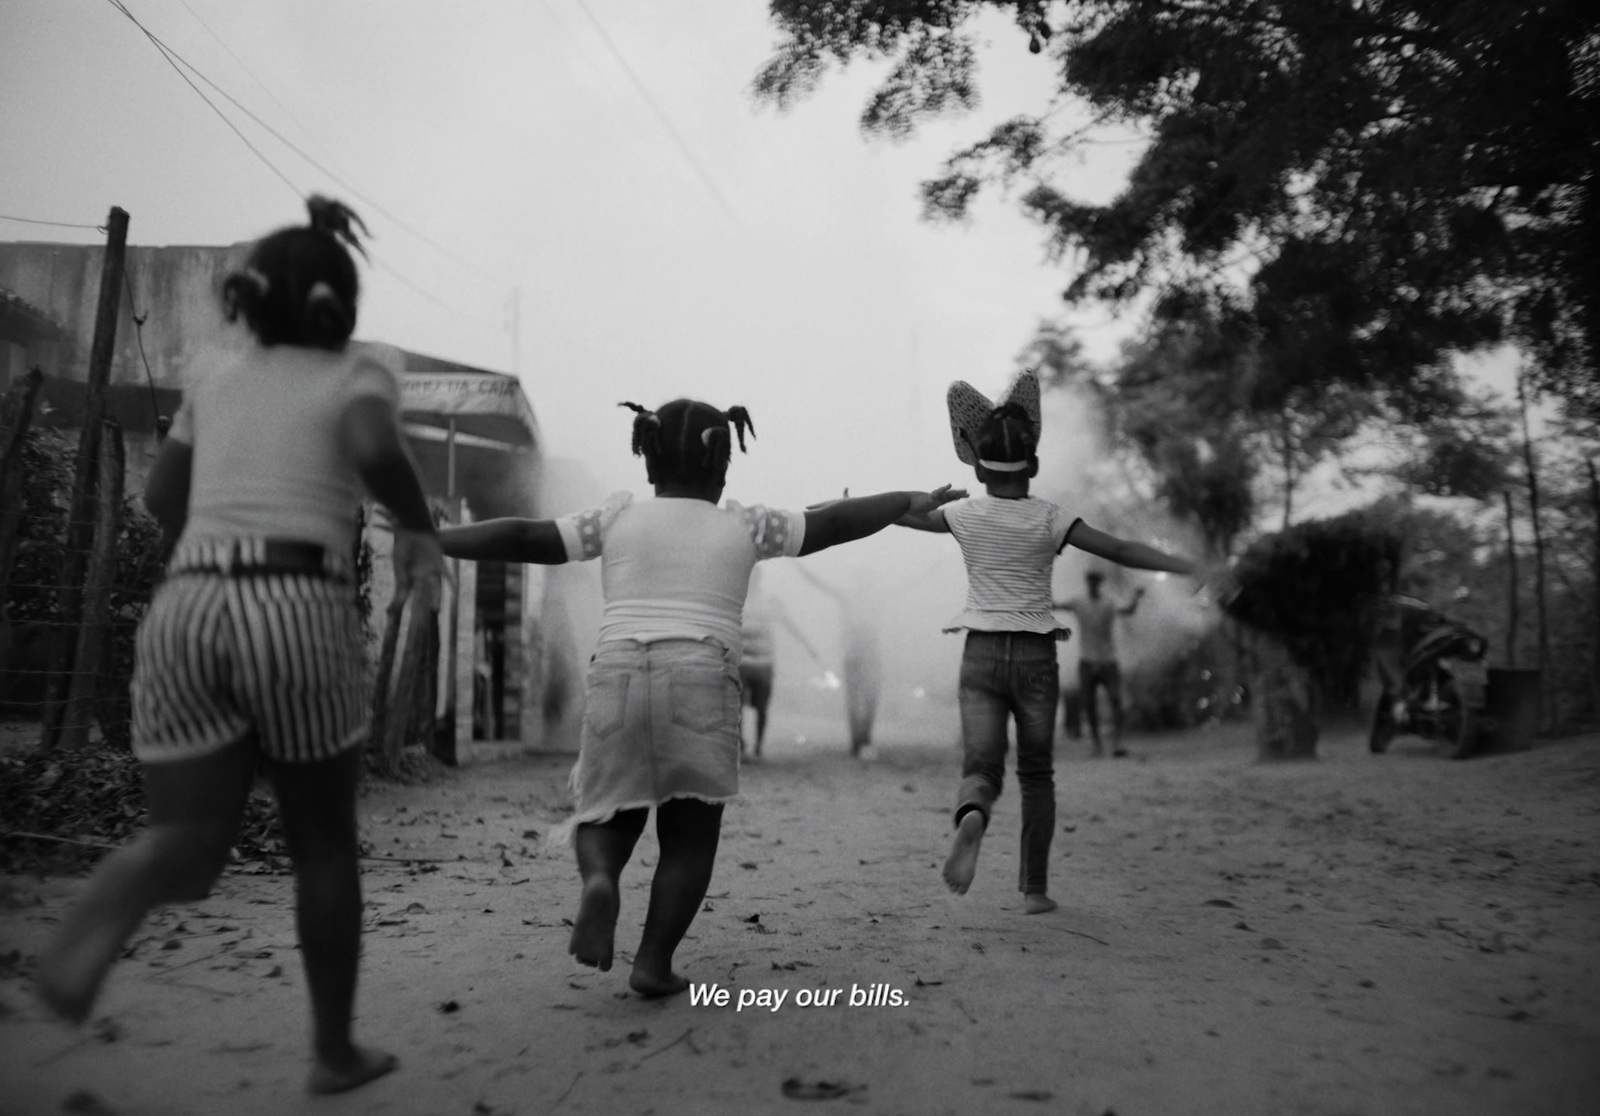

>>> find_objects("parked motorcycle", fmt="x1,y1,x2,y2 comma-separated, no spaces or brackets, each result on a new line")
1369,595,1491,759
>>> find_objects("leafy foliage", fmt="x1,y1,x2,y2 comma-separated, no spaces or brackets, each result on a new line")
759,0,1600,416
0,747,285,875
1225,510,1400,706
1,426,167,742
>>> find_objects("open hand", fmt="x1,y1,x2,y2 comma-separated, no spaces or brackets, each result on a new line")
907,485,967,516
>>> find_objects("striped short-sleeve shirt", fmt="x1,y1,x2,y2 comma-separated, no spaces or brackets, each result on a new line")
943,495,1079,634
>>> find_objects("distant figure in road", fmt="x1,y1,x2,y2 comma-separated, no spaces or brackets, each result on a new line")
793,562,883,757
739,566,818,759
1056,571,1146,758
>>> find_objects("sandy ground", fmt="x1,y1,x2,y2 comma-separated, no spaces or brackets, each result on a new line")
1,704,1597,1116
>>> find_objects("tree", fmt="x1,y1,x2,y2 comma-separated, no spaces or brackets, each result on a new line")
1097,320,1257,556
758,0,1600,417
1225,510,1399,757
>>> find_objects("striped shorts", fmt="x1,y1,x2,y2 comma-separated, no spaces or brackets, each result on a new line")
131,562,370,764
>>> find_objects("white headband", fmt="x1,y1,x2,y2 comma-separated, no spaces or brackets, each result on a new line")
978,458,1029,472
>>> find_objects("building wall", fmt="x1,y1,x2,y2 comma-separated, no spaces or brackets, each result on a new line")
0,239,250,393
0,239,250,487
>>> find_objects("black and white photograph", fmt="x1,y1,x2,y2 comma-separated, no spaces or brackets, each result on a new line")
1,2,1596,1113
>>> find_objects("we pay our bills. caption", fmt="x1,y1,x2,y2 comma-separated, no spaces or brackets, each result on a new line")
689,982,907,1012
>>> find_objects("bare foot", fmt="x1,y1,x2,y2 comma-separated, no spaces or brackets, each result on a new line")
629,967,690,998
307,1044,398,1095
569,878,620,970
1024,893,1058,915
942,811,985,895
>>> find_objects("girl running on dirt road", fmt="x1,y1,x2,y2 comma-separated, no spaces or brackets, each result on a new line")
434,398,962,996
898,372,1199,914
36,198,442,1095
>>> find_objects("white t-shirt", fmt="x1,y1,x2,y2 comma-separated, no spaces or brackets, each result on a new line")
943,495,1079,634
556,493,806,655
169,341,404,554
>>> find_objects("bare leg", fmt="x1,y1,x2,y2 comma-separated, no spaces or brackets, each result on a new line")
753,697,769,759
1078,663,1104,756
1083,684,1104,756
37,742,255,1024
630,799,722,997
1109,686,1127,756
571,809,647,971
267,748,395,1095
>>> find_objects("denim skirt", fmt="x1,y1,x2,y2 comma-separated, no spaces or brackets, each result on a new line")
564,638,743,832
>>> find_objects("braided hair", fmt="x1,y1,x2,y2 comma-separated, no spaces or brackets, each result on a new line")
222,196,369,351
618,398,755,486
972,401,1038,474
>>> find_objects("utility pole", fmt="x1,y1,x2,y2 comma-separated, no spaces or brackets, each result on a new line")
40,206,129,750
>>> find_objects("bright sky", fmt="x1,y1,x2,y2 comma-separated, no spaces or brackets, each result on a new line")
1,0,1148,511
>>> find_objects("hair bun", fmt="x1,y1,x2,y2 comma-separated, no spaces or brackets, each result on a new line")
305,196,370,259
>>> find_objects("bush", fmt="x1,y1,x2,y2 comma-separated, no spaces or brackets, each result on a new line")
1225,511,1400,709
1,426,166,744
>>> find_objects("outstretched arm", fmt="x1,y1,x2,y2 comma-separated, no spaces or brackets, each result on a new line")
894,505,951,533
799,486,964,556
343,394,444,604
437,518,568,565
343,397,435,533
1065,522,1199,577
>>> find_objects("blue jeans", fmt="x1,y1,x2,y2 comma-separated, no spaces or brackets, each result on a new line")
955,631,1060,894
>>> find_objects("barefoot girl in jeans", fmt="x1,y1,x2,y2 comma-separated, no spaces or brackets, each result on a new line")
436,398,961,996
898,372,1198,913
37,198,442,1094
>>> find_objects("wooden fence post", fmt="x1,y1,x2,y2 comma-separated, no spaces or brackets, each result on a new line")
41,207,129,751
59,420,124,750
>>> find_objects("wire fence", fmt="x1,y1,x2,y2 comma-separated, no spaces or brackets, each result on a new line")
1,374,163,752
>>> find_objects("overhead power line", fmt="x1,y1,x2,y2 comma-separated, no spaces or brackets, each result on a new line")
0,214,108,232
567,0,739,221
104,0,303,197
99,0,507,332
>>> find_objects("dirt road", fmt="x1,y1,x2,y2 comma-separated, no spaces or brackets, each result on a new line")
2,716,1597,1116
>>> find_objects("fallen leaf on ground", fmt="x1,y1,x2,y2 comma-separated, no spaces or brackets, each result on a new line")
781,1078,866,1100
